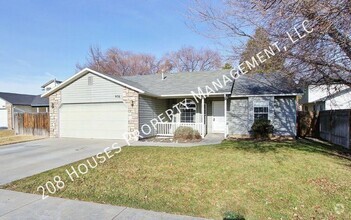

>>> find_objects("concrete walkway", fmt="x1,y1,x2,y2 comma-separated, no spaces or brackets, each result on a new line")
131,133,224,147
0,190,207,220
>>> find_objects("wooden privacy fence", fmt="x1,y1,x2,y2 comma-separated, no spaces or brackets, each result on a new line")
14,113,49,136
298,110,351,149
319,110,350,149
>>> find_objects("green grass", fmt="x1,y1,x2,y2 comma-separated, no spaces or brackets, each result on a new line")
2,140,351,219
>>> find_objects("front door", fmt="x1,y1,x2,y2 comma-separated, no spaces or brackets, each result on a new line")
212,101,225,133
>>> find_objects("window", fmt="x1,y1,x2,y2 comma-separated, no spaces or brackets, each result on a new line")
180,99,196,123
254,106,268,121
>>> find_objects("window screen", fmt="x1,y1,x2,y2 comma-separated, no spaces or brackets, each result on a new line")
254,106,268,121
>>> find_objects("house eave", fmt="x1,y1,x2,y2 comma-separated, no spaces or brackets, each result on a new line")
159,92,231,99
231,93,303,98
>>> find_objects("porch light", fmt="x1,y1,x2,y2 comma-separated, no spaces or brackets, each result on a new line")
51,102,54,109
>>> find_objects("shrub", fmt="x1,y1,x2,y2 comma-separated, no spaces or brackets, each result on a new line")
174,126,201,140
223,211,245,220
251,119,274,139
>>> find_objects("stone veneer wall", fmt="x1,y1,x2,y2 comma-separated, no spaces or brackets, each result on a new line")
49,91,61,137
6,103,13,130
123,88,139,133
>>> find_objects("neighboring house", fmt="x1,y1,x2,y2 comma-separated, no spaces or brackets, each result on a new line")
42,68,301,139
0,92,49,129
300,84,351,111
41,79,62,92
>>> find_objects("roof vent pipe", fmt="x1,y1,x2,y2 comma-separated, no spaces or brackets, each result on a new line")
161,70,164,80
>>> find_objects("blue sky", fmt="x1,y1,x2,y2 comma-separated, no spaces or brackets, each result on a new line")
0,0,217,94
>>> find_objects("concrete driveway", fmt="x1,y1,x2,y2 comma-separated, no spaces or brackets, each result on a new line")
0,138,126,185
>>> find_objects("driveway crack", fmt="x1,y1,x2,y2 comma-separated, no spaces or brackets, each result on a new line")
111,207,128,220
0,196,42,217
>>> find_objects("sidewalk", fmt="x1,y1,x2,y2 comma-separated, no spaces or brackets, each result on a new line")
0,189,207,220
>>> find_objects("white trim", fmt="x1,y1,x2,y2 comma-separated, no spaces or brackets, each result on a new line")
252,102,269,121
201,98,205,138
42,68,145,97
231,93,302,98
224,95,227,138
160,92,231,97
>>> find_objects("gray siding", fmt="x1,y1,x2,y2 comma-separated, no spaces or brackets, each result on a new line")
227,98,249,135
61,73,124,104
227,96,297,136
273,97,297,136
139,95,168,137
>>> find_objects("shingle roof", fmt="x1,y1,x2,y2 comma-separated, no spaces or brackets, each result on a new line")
31,95,49,107
110,70,233,96
232,73,302,96
42,68,302,98
0,92,48,106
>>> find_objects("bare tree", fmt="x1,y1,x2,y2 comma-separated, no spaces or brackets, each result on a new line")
240,27,284,74
78,46,222,75
162,46,222,72
187,0,351,86
77,46,159,76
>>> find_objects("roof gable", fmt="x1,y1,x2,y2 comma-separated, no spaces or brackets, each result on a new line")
41,68,145,97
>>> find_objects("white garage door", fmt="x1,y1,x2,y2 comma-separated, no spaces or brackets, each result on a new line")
0,108,8,128
59,103,128,139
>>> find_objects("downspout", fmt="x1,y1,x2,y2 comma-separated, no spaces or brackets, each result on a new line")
12,105,15,130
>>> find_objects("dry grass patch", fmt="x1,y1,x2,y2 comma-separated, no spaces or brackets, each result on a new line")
2,140,351,219
0,129,15,137
0,129,44,146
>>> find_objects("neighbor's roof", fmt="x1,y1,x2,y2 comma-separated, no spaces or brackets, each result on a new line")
114,70,233,97
41,79,62,88
31,95,49,107
232,73,302,96
0,92,49,106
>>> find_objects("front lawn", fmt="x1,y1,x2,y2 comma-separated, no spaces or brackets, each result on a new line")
2,140,351,219
0,130,43,146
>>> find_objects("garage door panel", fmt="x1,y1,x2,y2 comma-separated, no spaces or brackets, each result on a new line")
59,103,128,139
0,108,8,128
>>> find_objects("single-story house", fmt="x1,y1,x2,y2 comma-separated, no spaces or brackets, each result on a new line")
42,68,301,140
0,92,49,129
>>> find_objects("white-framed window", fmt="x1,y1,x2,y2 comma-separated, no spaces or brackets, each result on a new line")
253,103,269,121
180,99,196,123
